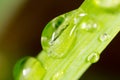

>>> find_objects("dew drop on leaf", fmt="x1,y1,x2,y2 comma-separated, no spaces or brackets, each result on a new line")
87,52,100,63
13,57,46,80
99,33,110,42
41,10,77,58
40,9,76,52
41,9,89,58
41,14,66,51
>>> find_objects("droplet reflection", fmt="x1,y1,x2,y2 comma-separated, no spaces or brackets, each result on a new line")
87,52,100,63
52,71,64,80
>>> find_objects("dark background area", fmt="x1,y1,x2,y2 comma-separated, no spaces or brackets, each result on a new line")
0,0,119,80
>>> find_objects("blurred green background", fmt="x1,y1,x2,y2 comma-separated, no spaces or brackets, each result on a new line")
0,0,119,80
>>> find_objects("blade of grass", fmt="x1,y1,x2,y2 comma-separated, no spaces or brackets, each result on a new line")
14,0,120,80
37,0,120,80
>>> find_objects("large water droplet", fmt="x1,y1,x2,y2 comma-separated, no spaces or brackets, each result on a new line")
41,14,66,51
87,52,100,63
41,9,88,58
99,33,110,42
80,16,99,32
52,71,64,80
13,57,46,80
41,10,78,58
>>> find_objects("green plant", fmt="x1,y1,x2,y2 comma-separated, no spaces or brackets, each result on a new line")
13,0,120,80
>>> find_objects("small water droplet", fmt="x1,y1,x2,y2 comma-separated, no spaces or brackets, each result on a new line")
80,16,99,32
99,33,110,42
87,52,100,63
13,57,46,80
52,71,64,80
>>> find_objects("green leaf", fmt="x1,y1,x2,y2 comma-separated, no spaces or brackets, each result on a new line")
14,0,120,80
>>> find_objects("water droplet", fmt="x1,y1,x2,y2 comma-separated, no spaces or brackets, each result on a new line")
48,23,77,58
87,52,100,63
80,17,99,32
99,33,110,42
41,10,78,58
41,9,88,58
13,57,46,80
41,10,77,51
52,71,64,80
94,0,120,9
41,14,67,52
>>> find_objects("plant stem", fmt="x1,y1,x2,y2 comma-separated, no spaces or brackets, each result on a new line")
14,0,120,80
37,0,120,80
